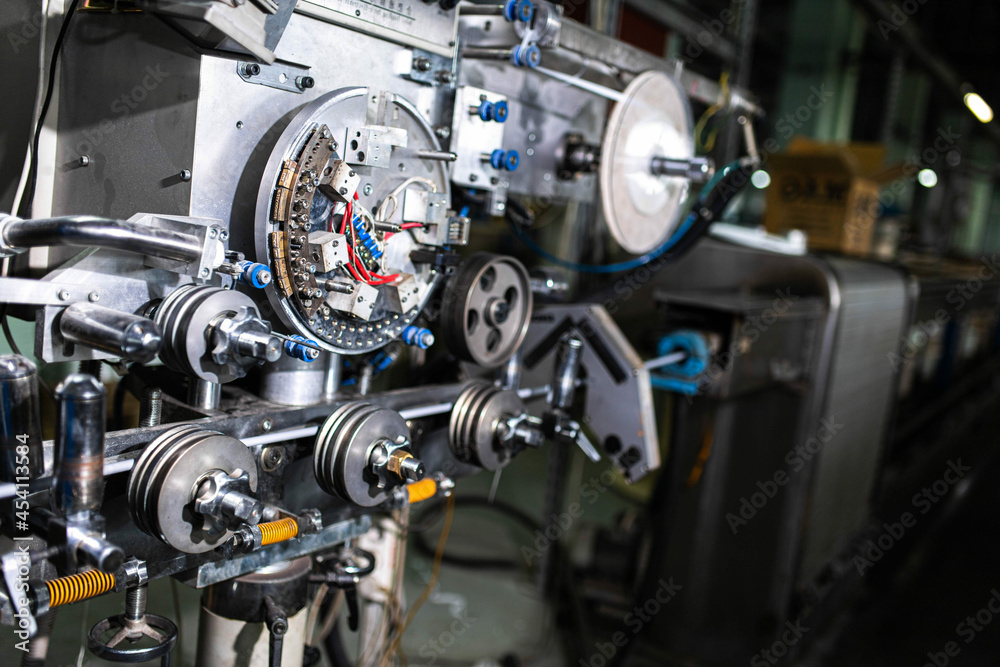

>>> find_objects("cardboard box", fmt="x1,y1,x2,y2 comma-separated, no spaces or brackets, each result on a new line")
763,138,901,257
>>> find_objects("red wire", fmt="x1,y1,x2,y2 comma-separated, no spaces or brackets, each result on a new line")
400,222,424,230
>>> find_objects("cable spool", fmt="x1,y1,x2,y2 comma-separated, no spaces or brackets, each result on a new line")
127,425,258,553
599,71,697,255
313,403,411,507
440,253,533,369
448,381,526,471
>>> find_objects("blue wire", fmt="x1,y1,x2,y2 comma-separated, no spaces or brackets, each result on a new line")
508,160,742,275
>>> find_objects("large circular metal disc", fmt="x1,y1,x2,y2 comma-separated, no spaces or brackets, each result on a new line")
253,88,450,354
599,71,694,255
448,381,525,471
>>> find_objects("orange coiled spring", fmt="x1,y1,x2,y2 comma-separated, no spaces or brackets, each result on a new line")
258,518,298,546
45,570,115,607
406,479,438,504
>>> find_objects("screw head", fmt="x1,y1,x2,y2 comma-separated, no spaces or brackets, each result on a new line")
363,184,373,196
88,292,100,302
180,169,192,182
261,418,273,432
79,155,91,167
57,290,70,301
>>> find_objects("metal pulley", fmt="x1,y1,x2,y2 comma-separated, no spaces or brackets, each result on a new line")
440,253,533,368
127,425,262,553
154,284,281,384
448,380,541,471
313,402,422,507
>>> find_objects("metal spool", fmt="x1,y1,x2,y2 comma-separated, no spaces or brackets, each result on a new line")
128,425,258,553
599,70,695,255
313,402,410,507
440,253,533,368
449,381,526,471
154,284,267,384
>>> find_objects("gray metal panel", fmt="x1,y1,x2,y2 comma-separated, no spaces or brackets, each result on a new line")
53,14,201,219
797,257,909,584
0,0,41,212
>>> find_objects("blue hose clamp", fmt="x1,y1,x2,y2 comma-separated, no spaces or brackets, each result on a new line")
402,325,435,349
510,44,541,68
503,0,533,22
284,335,319,362
237,261,271,290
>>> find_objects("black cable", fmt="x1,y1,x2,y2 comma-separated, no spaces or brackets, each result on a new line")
18,0,82,218
322,620,353,667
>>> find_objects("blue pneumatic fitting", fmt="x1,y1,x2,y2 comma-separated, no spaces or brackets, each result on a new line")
492,100,509,123
236,261,272,289
476,100,509,123
284,335,319,362
510,43,541,68
489,149,520,171
402,326,435,349
503,0,534,23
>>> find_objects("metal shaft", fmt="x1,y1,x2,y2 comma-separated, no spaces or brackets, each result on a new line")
549,337,583,411
189,378,221,411
649,156,715,183
2,215,203,262
53,374,107,516
59,302,163,364
416,149,458,162
0,355,43,485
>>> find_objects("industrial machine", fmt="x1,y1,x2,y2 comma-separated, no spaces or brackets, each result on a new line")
3,1,996,666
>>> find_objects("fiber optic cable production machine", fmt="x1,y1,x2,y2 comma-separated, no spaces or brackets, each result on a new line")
3,1,999,666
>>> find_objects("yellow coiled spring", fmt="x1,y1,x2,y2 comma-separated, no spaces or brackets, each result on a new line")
45,570,115,607
258,518,299,546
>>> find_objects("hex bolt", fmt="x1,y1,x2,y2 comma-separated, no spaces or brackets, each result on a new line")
413,57,432,72
138,387,163,428
435,70,455,84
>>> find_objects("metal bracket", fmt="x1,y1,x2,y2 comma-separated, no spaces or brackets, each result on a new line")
237,60,315,94
401,48,456,87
